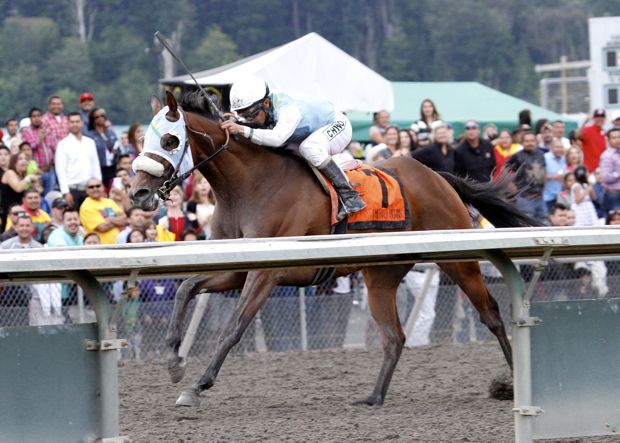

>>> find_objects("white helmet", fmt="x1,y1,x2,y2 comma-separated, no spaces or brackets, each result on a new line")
229,75,269,111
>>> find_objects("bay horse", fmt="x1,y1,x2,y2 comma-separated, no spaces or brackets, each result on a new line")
130,91,534,408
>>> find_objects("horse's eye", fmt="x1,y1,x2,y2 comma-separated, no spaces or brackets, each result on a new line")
162,136,179,151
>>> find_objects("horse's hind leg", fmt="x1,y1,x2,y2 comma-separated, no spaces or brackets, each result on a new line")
439,262,512,369
355,264,411,406
176,270,279,407
165,272,245,384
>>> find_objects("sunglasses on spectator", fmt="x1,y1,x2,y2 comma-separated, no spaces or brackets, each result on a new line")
608,209,620,216
10,210,26,216
94,113,106,119
465,125,479,130
87,184,102,189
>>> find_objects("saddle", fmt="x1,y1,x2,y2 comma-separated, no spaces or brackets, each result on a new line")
311,160,410,230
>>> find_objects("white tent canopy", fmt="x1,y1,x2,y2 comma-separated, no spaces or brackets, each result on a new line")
161,32,394,113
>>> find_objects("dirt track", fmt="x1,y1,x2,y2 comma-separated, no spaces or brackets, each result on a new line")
119,343,619,442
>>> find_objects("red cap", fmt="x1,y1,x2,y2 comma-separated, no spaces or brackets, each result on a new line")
79,92,94,102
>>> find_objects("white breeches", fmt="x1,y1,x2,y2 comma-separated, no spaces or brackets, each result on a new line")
294,112,352,167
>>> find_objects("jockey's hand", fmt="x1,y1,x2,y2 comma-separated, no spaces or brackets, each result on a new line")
220,120,245,136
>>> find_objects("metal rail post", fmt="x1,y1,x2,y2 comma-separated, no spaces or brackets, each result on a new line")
67,271,126,442
482,250,533,443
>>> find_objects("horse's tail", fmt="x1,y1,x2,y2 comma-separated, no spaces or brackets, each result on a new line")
437,171,540,228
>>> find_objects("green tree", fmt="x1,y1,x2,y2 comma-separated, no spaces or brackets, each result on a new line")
188,26,240,70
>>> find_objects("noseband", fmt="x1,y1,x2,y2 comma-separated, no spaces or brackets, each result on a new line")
157,110,231,200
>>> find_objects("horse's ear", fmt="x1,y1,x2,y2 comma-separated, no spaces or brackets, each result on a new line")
165,90,179,121
151,96,162,116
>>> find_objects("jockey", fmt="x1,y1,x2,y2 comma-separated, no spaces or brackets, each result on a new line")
220,75,366,220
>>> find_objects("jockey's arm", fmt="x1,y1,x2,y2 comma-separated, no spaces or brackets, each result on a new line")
242,105,302,147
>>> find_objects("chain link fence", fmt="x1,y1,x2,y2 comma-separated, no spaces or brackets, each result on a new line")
1,259,618,361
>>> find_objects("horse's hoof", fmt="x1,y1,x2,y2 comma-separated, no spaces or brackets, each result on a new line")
352,396,383,407
168,358,187,384
175,388,201,407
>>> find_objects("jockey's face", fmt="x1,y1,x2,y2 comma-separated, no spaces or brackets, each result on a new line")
239,98,269,127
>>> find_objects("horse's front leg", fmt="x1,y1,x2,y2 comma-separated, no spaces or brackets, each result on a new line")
176,270,279,407
165,272,245,384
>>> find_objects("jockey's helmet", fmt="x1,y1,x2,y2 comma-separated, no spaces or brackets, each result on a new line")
229,75,270,112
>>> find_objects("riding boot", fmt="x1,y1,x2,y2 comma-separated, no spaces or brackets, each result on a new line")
318,158,366,221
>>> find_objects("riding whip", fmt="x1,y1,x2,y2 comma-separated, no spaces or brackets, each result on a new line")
154,30,224,119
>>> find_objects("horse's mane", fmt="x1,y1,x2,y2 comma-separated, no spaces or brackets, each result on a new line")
179,90,219,121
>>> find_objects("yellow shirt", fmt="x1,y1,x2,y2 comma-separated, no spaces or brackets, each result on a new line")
79,197,123,244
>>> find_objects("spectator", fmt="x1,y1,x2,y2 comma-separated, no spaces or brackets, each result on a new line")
18,142,40,177
108,173,132,213
567,166,599,226
375,125,401,160
1,152,42,225
156,186,199,241
2,118,20,148
55,112,101,211
126,123,144,156
87,108,118,188
0,145,9,227
411,99,443,136
18,189,51,242
566,208,576,226
49,197,70,228
399,129,414,155
543,137,567,211
534,118,550,137
580,108,607,172
83,232,101,245
79,177,126,244
411,124,455,173
506,131,547,224
0,204,24,241
47,208,83,247
186,173,215,239
537,121,554,153
454,120,495,182
78,92,96,126
42,96,68,147
591,167,606,219
1,213,41,250
553,120,571,149
548,202,569,227
482,123,498,143
127,229,146,243
598,128,620,213
115,154,133,175
144,221,158,242
20,107,57,195
117,207,145,244
416,132,431,149
181,228,199,241
369,111,390,145
607,209,620,225
565,145,583,172
492,129,521,179
114,168,132,194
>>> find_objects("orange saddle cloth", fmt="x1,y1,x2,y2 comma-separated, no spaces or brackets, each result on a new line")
327,165,410,230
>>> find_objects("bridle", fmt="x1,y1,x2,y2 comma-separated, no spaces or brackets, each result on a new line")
157,109,231,200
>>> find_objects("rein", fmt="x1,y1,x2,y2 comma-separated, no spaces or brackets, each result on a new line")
157,111,231,200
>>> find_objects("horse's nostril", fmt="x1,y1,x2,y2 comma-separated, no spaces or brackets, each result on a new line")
133,188,151,200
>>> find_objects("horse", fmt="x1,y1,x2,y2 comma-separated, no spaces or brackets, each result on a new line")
130,91,535,408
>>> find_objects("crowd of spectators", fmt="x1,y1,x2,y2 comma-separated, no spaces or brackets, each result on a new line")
365,101,620,227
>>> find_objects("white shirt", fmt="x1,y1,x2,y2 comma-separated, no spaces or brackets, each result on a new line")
55,133,101,194
2,133,20,149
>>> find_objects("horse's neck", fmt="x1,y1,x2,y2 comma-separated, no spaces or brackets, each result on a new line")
198,135,295,201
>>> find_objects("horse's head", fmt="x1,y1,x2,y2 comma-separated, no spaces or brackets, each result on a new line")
130,91,194,211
